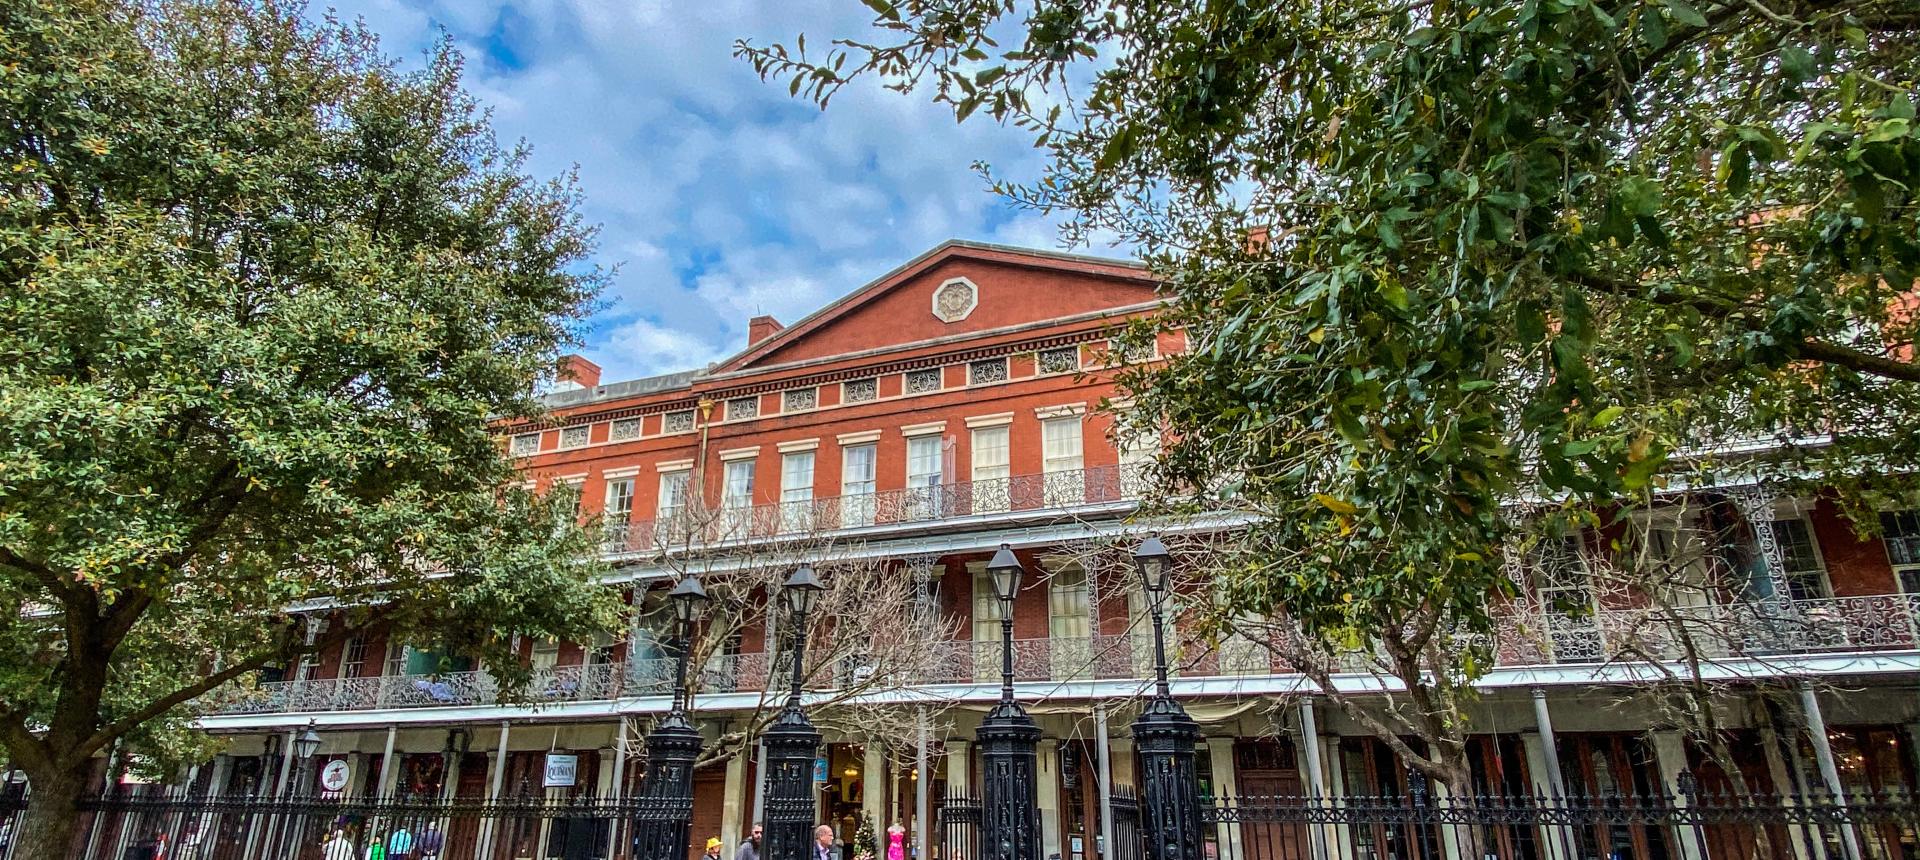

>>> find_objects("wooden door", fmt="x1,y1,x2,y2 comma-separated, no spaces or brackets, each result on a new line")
689,766,728,860
1232,739,1310,860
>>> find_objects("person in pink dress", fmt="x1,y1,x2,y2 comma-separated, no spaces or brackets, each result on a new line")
886,823,906,860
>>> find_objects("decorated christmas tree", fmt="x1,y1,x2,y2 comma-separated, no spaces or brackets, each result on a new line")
852,813,878,860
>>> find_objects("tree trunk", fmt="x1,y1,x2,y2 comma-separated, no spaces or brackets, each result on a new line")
12,761,92,860
1431,754,1488,860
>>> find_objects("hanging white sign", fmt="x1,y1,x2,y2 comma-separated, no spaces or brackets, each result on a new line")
543,753,579,787
319,760,351,792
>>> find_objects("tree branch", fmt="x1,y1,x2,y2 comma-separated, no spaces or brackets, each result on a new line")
1568,270,1920,383
1792,337,1920,383
0,546,73,600
76,606,386,760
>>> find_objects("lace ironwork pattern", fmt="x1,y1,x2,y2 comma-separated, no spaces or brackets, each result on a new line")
970,358,1009,385
906,368,943,394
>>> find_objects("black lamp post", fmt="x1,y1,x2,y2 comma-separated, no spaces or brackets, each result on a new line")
635,576,710,860
275,720,323,857
1131,537,1203,860
976,544,1040,860
762,565,827,860
294,720,323,767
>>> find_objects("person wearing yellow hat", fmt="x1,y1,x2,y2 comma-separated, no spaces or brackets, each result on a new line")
706,837,725,859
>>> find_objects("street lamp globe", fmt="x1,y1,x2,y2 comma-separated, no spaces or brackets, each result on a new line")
294,720,322,761
1133,536,1173,614
782,564,824,615
670,575,709,625
987,544,1023,607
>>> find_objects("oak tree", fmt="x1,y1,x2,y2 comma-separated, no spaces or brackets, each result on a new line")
0,0,623,851
740,0,1920,793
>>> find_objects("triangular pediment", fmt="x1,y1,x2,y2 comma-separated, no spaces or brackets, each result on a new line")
714,241,1156,372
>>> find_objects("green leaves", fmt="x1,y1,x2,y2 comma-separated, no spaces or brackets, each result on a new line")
757,0,1920,770
0,0,617,780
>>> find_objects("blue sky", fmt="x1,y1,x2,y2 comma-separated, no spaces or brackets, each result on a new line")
320,0,1114,382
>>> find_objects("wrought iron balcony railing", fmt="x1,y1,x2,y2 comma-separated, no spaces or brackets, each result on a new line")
600,464,1150,553
206,593,1920,716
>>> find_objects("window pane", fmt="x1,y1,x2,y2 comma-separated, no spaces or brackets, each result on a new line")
604,478,635,521
908,435,944,486
1049,567,1091,639
659,471,690,512
972,426,1010,479
841,444,876,493
723,460,754,508
1882,511,1920,566
1042,417,1083,472
782,452,815,502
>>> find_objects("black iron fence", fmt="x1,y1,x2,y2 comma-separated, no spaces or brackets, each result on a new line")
3,785,1917,860
939,793,980,860
1205,789,1920,860
0,788,693,860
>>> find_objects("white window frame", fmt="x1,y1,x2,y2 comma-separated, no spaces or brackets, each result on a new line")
970,562,1004,684
604,477,636,524
840,439,878,527
1769,515,1833,601
1045,560,1093,681
656,468,692,546
970,424,1011,513
530,638,561,672
1041,415,1085,506
781,450,816,532
1881,510,1920,595
905,433,946,520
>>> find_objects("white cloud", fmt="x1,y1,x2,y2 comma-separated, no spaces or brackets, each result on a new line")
318,0,1121,381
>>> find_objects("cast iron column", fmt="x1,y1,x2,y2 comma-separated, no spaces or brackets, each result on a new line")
634,579,707,860
977,544,1040,860
763,566,824,860
1133,539,1202,860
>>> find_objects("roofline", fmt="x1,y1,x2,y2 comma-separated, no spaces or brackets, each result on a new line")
694,299,1164,384
709,239,1152,373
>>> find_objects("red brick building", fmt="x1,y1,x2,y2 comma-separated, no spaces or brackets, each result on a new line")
190,241,1920,860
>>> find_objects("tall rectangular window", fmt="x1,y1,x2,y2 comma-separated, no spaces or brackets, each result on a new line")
841,443,877,527
385,642,409,678
781,451,816,532
971,425,1011,513
605,478,635,524
906,435,945,520
723,460,754,508
1771,518,1832,601
1048,565,1093,680
341,637,370,679
531,638,561,671
722,459,756,536
1042,417,1084,505
657,469,691,546
972,565,1005,683
1116,423,1158,498
658,471,690,517
1881,511,1920,595
1042,418,1084,473
1532,534,1599,663
602,476,636,550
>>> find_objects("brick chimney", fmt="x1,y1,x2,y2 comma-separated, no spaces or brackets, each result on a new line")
560,354,601,389
748,315,785,347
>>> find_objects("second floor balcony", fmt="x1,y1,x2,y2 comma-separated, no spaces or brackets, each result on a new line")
603,463,1149,553
206,592,1920,718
